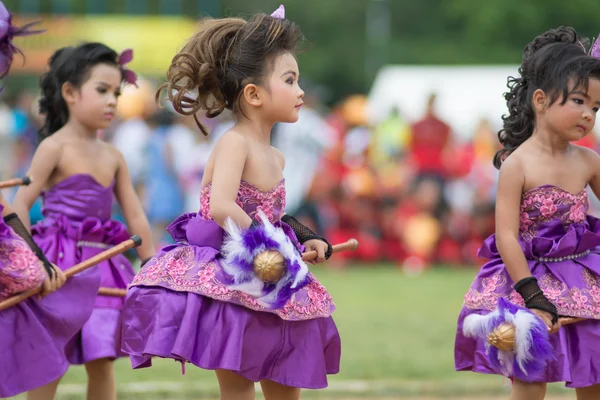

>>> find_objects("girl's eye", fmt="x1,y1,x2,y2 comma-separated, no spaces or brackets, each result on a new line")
97,88,107,94
573,98,584,105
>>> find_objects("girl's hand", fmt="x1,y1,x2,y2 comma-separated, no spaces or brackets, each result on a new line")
303,239,329,264
40,264,66,297
531,308,561,334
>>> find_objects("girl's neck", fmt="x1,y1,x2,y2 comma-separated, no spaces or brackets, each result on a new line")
234,114,274,144
531,126,570,155
62,118,98,140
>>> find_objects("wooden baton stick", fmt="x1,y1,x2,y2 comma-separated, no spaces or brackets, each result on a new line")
96,238,361,298
558,316,586,326
0,176,32,189
0,235,142,311
302,238,359,262
98,287,127,297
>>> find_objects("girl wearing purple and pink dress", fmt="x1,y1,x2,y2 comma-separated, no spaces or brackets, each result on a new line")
0,5,83,397
455,27,600,399
122,6,340,400
0,191,91,398
12,43,155,400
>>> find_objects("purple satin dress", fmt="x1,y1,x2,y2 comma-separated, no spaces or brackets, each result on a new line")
31,173,135,365
0,203,96,397
455,185,600,387
122,180,341,389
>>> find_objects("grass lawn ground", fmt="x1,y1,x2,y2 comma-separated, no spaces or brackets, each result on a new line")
8,266,576,399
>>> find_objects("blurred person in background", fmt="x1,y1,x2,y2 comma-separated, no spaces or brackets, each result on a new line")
408,93,453,186
110,78,157,195
142,108,184,247
272,82,334,235
168,111,234,213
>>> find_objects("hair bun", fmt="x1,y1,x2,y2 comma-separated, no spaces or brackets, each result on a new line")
522,26,579,73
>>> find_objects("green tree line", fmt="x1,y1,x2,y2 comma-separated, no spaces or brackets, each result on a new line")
5,0,600,104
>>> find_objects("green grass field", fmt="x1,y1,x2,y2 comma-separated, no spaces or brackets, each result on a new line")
9,266,576,399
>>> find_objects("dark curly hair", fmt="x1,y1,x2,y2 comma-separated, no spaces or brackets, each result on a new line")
38,43,123,139
158,13,304,135
494,26,600,169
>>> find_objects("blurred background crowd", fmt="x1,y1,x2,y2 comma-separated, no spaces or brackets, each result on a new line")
1,0,600,273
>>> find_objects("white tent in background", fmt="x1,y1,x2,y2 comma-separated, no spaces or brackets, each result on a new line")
366,65,520,139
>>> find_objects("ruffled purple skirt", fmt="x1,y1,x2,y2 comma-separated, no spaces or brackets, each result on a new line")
123,287,340,388
32,215,135,364
122,213,341,389
0,206,99,396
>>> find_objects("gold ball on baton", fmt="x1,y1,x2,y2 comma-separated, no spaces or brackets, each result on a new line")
487,322,517,352
253,250,286,284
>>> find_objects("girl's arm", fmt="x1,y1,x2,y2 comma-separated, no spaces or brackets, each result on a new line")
495,157,530,282
583,146,600,199
112,146,156,262
495,156,558,328
209,132,253,228
12,139,62,228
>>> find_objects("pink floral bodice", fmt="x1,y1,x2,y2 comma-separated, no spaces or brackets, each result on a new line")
464,184,600,319
0,203,45,301
131,178,337,320
199,179,286,224
519,185,588,242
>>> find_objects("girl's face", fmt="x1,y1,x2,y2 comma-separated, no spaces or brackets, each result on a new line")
67,63,122,131
543,78,600,141
262,52,305,123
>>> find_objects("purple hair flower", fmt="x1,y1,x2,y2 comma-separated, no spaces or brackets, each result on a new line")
0,1,45,82
118,48,138,87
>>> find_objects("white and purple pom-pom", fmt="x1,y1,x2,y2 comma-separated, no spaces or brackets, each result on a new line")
221,211,310,309
462,297,554,380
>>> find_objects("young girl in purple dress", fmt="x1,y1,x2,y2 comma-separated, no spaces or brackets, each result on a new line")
122,5,341,400
455,26,600,399
13,43,155,400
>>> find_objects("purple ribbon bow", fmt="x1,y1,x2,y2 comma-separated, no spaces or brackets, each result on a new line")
118,48,138,87
0,1,45,80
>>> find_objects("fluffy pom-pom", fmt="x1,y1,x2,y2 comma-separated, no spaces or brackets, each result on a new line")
463,297,554,380
220,211,310,309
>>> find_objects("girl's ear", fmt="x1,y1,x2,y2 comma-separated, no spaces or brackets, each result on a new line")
532,89,548,113
61,82,79,105
242,83,263,107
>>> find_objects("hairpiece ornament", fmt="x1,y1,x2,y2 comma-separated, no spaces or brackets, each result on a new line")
589,35,600,59
270,4,285,19
118,48,138,87
0,1,44,80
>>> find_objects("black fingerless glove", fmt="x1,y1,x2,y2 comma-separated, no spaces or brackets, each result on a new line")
281,214,333,259
4,213,56,279
514,276,558,324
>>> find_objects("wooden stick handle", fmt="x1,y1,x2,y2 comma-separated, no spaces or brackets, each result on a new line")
0,176,32,189
559,316,586,326
0,235,142,311
98,287,128,297
302,238,359,262
63,235,142,278
95,238,361,299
